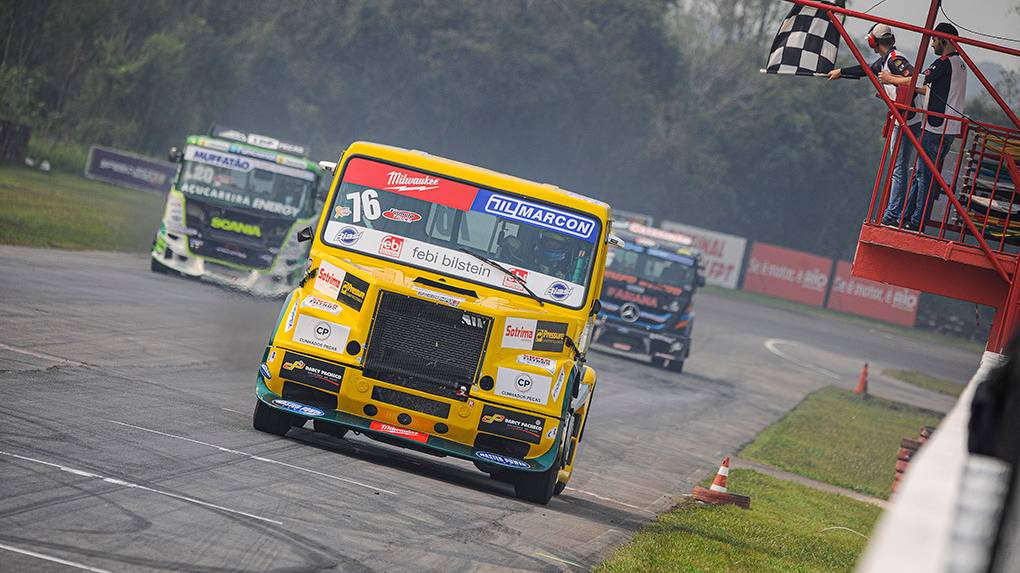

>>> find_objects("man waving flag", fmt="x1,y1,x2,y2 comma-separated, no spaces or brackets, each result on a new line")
764,0,846,77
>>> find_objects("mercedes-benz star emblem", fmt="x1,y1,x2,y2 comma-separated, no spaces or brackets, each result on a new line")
620,302,640,323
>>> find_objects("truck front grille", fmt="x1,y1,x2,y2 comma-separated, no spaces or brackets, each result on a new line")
364,291,490,401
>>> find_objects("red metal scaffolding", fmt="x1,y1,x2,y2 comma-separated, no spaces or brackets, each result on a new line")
787,0,1020,351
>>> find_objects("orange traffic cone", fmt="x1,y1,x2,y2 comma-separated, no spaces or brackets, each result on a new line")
710,456,730,492
692,456,750,509
855,363,869,398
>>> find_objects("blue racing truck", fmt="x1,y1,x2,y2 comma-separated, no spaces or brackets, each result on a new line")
593,221,704,373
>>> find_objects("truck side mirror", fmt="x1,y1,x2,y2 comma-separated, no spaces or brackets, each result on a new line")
317,160,337,173
296,226,314,243
607,234,625,248
167,147,183,163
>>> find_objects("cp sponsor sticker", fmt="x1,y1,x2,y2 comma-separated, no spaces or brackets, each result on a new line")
370,421,428,443
381,208,423,223
475,450,529,469
285,294,301,332
293,314,350,354
334,226,363,246
314,260,346,299
302,295,341,315
271,399,324,417
494,367,552,406
501,317,537,350
516,354,555,373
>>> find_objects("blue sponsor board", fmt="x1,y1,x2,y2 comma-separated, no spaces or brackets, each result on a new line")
85,146,179,193
271,399,324,417
470,189,598,243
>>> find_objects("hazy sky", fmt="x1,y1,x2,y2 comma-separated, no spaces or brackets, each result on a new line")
843,0,1020,73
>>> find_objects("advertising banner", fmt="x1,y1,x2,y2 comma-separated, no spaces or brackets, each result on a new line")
827,261,919,326
660,220,748,289
742,242,832,307
85,146,178,193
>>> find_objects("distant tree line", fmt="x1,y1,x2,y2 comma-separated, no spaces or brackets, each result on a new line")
0,0,919,259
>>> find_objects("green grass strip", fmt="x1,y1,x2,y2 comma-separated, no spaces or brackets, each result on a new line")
883,368,965,397
597,469,881,573
741,386,942,499
0,165,165,252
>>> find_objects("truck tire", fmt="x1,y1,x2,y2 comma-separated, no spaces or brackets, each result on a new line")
313,419,348,439
150,257,173,274
669,359,685,374
253,400,293,436
513,462,558,505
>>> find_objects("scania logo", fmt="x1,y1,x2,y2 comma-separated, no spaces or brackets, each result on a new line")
211,216,261,237
620,302,641,323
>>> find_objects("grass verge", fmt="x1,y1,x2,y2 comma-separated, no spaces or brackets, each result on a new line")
740,386,942,499
0,165,164,252
597,469,881,573
883,368,965,397
702,285,985,354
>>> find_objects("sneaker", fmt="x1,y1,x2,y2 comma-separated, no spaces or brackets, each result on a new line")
880,217,899,227
904,221,920,231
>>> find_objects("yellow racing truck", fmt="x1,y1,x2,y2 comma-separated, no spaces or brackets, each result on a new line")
253,142,614,503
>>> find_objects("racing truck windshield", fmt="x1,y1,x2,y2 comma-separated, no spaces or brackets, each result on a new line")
322,157,600,308
607,244,697,287
178,145,315,219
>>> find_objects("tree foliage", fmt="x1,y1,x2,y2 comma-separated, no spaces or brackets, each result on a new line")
1,0,894,259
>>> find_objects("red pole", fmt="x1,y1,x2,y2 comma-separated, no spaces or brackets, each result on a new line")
789,0,1020,58
909,0,940,102
826,11,1012,284
952,41,1020,133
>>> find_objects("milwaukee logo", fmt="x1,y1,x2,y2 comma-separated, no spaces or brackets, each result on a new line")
211,217,260,237
385,170,440,192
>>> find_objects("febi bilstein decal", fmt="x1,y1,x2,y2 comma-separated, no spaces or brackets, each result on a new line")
478,405,545,444
280,351,344,392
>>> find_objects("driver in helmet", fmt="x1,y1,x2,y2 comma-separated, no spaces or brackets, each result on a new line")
536,231,572,277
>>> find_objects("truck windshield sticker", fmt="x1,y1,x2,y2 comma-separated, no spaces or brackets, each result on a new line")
324,157,599,308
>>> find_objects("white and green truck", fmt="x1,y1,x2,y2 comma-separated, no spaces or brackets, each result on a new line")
151,127,324,296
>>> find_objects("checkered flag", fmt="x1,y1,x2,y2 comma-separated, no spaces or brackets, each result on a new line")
764,0,845,77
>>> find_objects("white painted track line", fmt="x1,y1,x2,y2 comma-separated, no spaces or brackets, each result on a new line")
0,342,86,367
0,450,282,526
764,338,842,380
0,542,113,573
108,419,396,495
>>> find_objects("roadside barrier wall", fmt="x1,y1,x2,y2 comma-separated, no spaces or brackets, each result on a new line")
827,261,920,327
741,242,832,307
660,220,747,289
84,146,179,193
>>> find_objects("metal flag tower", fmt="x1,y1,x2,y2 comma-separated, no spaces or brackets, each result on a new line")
785,0,1020,352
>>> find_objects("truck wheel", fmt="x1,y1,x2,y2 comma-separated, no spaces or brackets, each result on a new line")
253,400,293,436
669,359,685,374
150,257,173,274
313,419,348,439
513,462,558,505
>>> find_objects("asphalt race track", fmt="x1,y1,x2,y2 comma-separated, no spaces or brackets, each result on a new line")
0,245,980,572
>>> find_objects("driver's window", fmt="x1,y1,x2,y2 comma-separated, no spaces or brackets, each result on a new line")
427,204,456,242
457,211,499,254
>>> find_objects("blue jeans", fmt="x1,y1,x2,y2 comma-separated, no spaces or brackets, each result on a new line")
905,130,956,228
882,123,922,224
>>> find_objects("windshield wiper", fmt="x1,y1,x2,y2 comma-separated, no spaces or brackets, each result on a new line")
457,247,544,307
